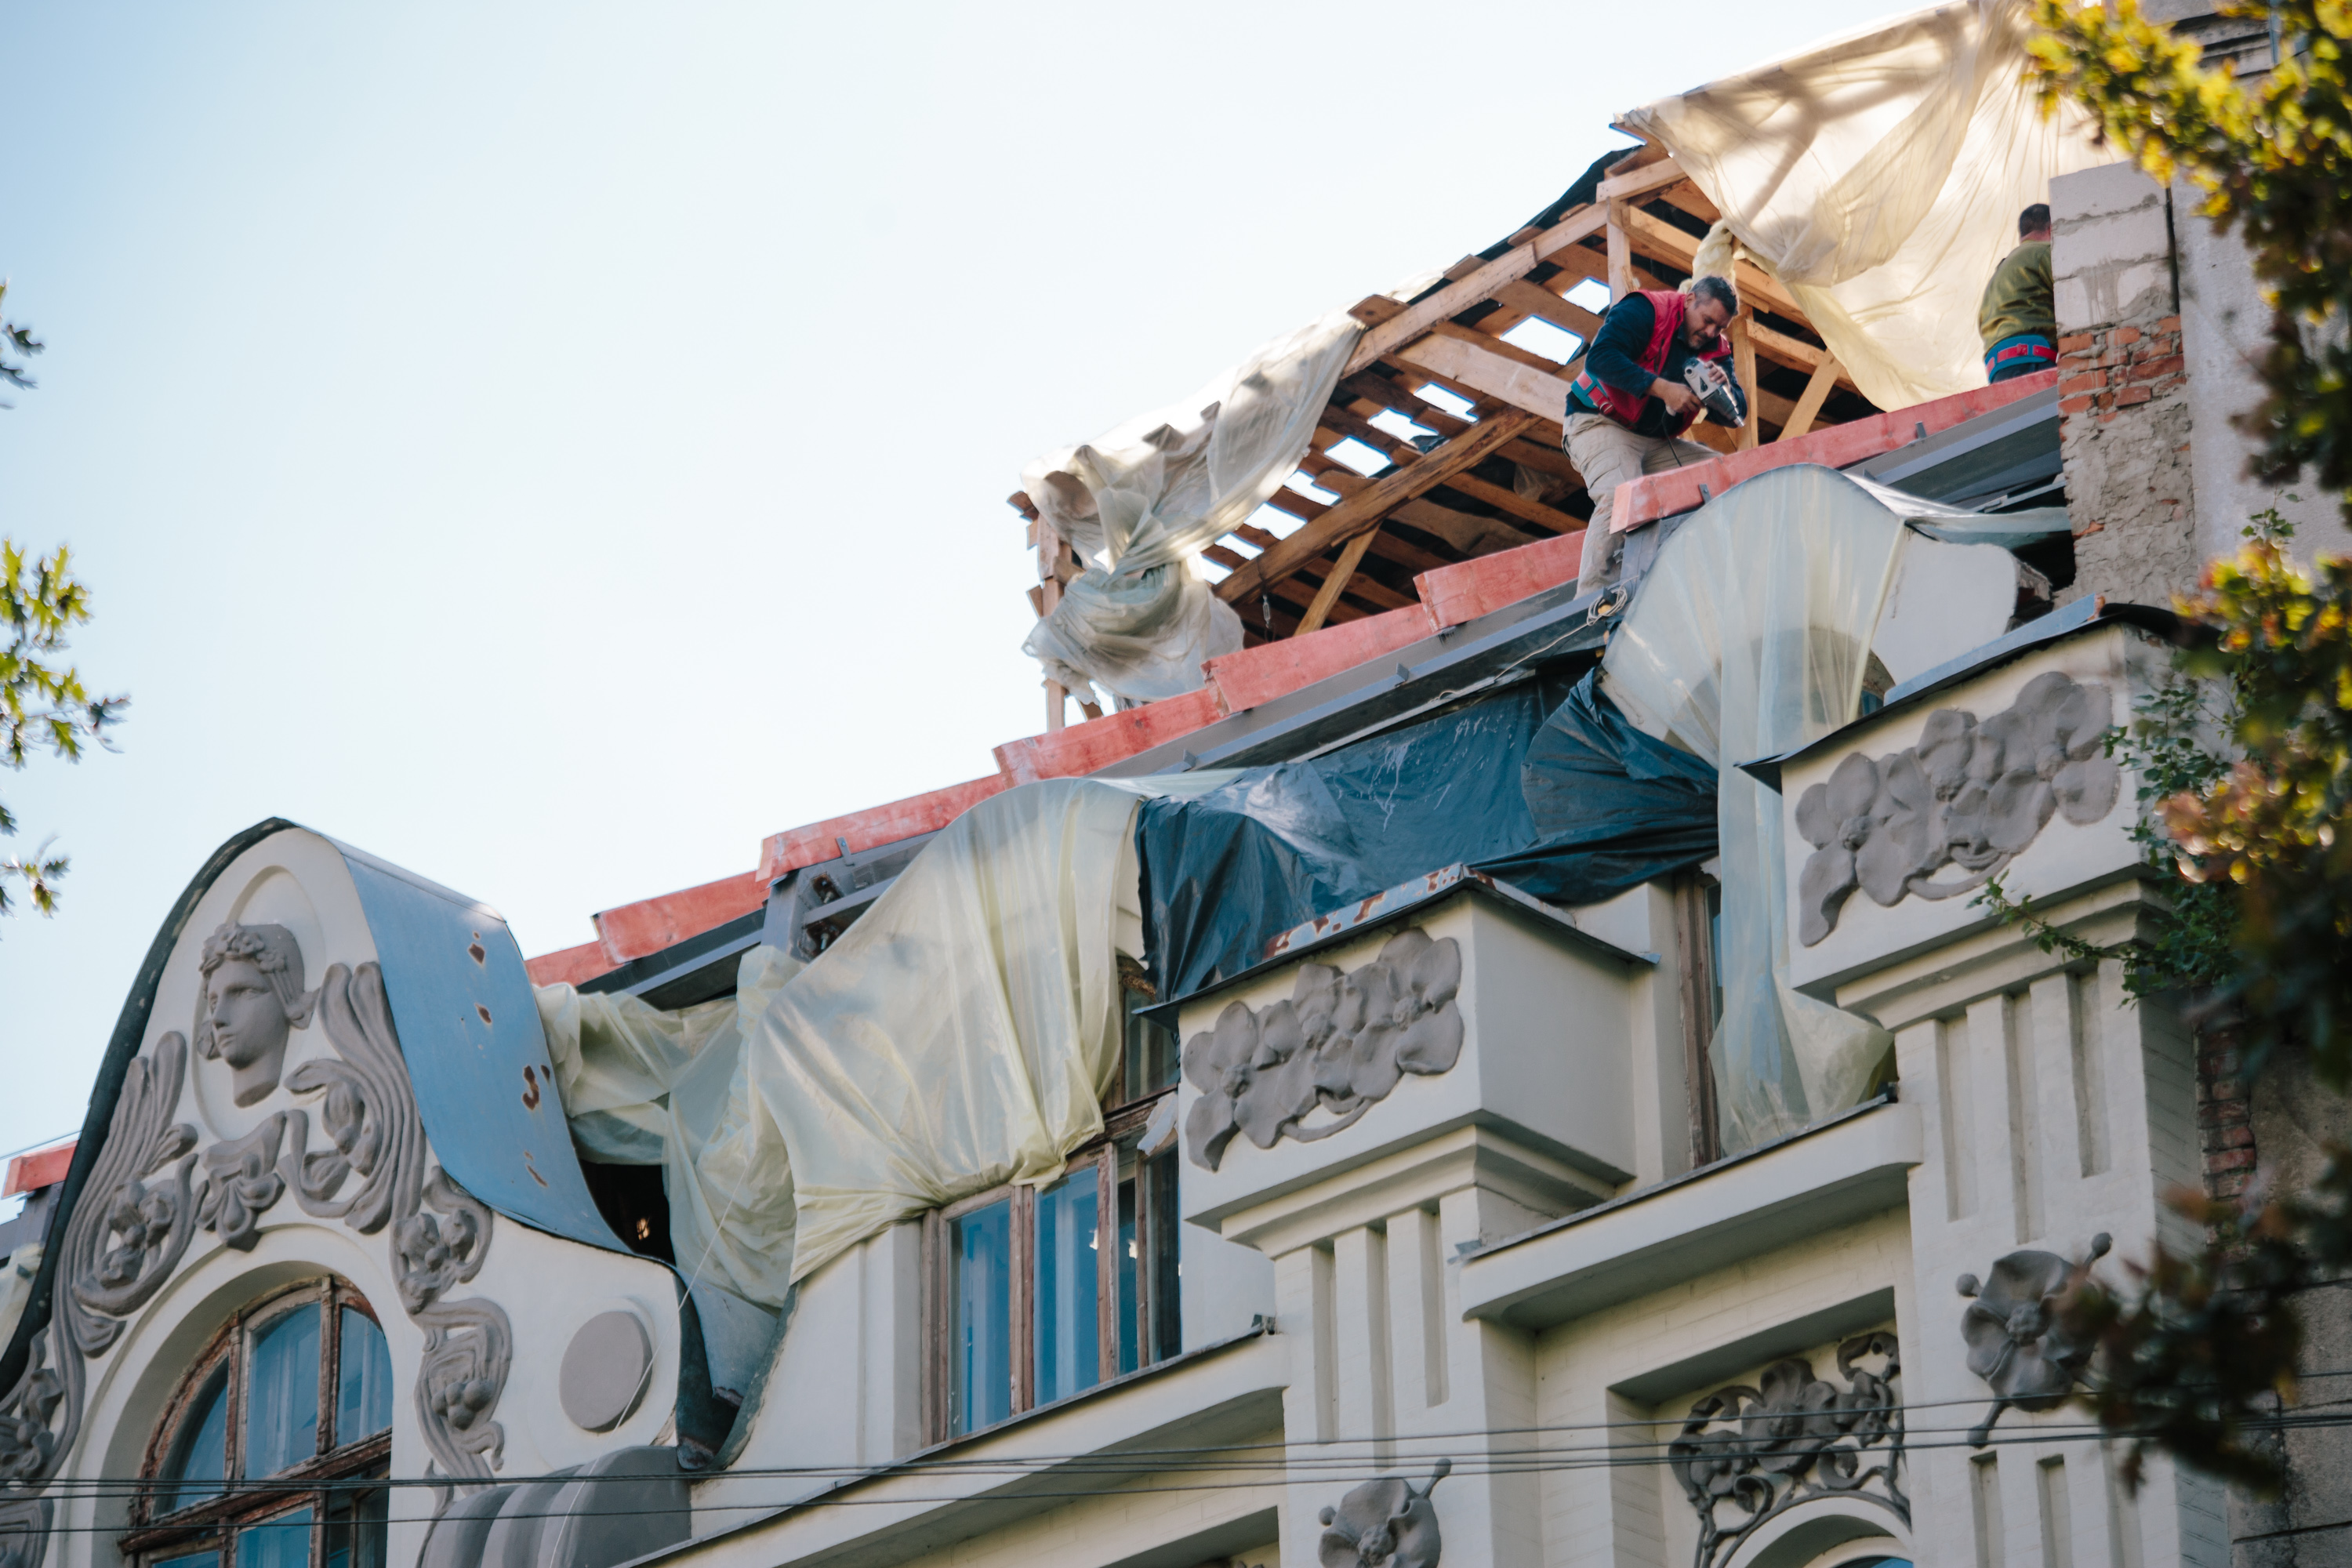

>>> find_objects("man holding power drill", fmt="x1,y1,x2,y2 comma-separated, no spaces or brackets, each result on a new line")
1565,273,1744,591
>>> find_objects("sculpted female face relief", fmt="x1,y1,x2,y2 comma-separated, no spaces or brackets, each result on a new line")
194,923,319,1106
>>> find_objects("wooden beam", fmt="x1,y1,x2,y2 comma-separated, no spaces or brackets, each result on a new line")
1344,205,1610,375
1730,316,1760,452
1596,155,1689,203
1493,280,1602,341
1619,205,1805,321
1606,202,1634,300
1438,470,1584,534
1395,332,1575,427
1744,318,1860,395
1296,530,1380,636
1214,411,1539,604
1502,438,1583,485
1778,356,1843,441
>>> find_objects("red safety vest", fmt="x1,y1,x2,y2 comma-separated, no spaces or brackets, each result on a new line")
1570,288,1731,436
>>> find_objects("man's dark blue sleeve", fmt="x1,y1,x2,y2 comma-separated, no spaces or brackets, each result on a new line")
1584,296,1658,397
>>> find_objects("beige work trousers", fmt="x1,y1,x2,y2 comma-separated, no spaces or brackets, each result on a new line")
1565,411,1714,591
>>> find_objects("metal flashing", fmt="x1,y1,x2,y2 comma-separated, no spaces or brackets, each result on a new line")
1142,865,1652,1029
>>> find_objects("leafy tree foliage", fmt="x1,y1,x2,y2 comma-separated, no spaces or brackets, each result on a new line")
2022,0,2352,1494
0,286,124,921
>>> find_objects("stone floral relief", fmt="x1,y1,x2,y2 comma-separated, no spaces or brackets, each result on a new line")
1795,671,2122,946
1668,1331,1905,1568
1184,927,1465,1173
1317,1458,1449,1568
1956,1233,2111,1446
0,917,520,1561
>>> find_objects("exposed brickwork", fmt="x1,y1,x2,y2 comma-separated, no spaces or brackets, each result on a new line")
2196,1030,2255,1201
2055,317,2187,422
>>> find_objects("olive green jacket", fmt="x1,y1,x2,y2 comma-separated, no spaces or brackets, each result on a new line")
1979,240,2056,348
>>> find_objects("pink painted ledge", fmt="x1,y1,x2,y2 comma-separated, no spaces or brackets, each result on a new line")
525,939,619,989
1204,605,1436,713
592,869,769,964
1610,369,2062,533
758,774,1014,883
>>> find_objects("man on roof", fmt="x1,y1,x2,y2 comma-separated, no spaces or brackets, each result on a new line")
1980,203,2056,385
1566,273,1744,593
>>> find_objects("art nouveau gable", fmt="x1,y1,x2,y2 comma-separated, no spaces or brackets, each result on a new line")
0,824,691,1568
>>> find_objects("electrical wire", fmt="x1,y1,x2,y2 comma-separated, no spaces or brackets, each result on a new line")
31,1406,2352,1535
31,1376,2352,1503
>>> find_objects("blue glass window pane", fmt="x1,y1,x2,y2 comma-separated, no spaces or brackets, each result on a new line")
1033,1174,1100,1406
157,1549,221,1568
235,1508,313,1568
161,1363,230,1512
335,1311,392,1446
1116,1174,1140,1376
322,1485,387,1568
245,1306,321,1477
953,1200,1012,1433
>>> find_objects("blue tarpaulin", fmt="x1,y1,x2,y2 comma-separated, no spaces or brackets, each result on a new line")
1136,668,1719,1004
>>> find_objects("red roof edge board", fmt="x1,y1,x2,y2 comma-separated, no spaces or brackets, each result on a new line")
994,688,1227,786
5,1142,74,1199
1203,605,1438,714
532,533,1605,978
1413,532,1584,628
592,869,769,964
1609,369,2062,534
524,940,619,989
757,773,1014,884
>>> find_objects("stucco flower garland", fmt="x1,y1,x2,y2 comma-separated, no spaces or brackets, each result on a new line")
1667,1332,1906,1568
1795,672,2122,946
1183,927,1465,1172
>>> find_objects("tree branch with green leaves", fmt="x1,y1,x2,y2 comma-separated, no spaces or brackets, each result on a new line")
1,543,125,920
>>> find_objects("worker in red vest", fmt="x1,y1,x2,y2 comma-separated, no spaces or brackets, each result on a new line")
1565,273,1744,591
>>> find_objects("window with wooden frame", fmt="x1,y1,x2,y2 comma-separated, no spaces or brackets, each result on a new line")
920,965,1184,1441
1672,869,1725,1169
127,1277,394,1568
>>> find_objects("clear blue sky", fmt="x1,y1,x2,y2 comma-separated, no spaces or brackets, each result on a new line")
0,2,1909,1162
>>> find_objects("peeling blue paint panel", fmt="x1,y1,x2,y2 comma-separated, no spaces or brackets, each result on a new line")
332,838,624,1254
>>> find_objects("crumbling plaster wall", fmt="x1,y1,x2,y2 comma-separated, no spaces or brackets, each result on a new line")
2052,161,2200,606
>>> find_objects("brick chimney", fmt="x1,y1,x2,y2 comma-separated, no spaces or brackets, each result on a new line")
2049,162,2198,604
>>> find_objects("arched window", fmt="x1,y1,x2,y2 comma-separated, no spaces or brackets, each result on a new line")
129,1279,393,1568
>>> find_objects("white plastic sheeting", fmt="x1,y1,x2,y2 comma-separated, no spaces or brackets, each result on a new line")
1621,0,2109,412
750,775,1228,1285
535,947,803,1308
1600,465,1906,1152
1022,314,1360,706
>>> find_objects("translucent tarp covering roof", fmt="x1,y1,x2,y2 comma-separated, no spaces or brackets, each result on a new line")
1621,0,2109,411
1602,463,1916,1151
1022,314,1359,705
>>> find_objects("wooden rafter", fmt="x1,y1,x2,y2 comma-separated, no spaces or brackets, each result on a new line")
1214,411,1541,604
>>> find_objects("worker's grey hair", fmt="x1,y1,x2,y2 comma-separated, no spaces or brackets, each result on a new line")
1690,274,1739,314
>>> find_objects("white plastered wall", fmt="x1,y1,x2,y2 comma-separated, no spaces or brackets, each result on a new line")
1840,884,2227,1568
45,829,682,1568
1535,1210,1917,1568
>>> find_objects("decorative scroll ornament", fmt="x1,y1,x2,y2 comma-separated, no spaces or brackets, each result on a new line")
1318,1458,1449,1568
1668,1333,1906,1568
60,1034,200,1354
1795,672,2122,946
1184,927,1465,1171
196,1116,288,1251
0,952,516,1552
299,964,510,1501
1957,1233,2111,1446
